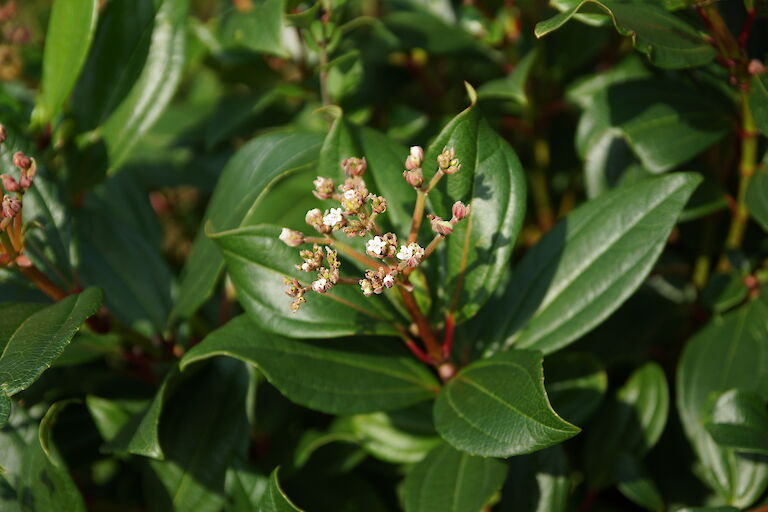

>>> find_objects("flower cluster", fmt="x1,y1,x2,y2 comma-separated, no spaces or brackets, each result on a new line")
279,144,470,311
0,126,36,267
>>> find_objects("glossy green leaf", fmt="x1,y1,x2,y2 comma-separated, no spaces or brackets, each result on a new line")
220,0,286,56
750,74,768,137
500,445,570,512
0,288,102,396
350,406,441,464
434,350,579,457
260,468,303,512
746,170,768,232
147,358,250,512
678,299,768,507
584,362,669,489
211,225,404,338
0,392,9,428
535,1,716,69
181,315,440,414
705,389,768,455
616,454,664,512
576,80,730,173
0,303,45,354
101,0,189,171
424,104,527,323
172,132,322,320
402,443,508,512
225,462,268,512
37,0,99,122
484,173,701,356
478,49,538,105
545,352,607,426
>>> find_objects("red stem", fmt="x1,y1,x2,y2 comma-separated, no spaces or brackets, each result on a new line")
442,313,455,359
738,8,756,49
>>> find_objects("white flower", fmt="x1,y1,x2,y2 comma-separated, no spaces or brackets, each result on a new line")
383,274,395,288
360,279,373,296
366,236,387,256
343,189,356,200
312,278,328,293
397,243,424,266
323,208,343,227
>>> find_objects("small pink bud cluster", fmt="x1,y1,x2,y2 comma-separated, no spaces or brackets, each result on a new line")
360,266,397,296
437,147,461,175
402,146,424,189
427,201,470,237
0,130,36,266
283,244,341,312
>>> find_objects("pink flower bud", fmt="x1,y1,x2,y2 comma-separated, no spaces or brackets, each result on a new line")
429,215,453,236
405,146,424,170
749,59,766,76
341,157,367,177
2,194,20,218
443,159,461,175
12,151,30,170
312,176,335,200
279,228,305,247
451,201,469,221
305,208,324,230
437,148,456,170
370,195,387,214
403,167,423,188
1,174,18,193
19,159,35,190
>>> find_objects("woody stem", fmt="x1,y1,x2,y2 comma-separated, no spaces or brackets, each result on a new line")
397,284,442,361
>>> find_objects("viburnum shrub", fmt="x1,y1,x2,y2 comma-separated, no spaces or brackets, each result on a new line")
1,0,768,511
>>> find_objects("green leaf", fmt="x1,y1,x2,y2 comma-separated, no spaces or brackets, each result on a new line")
424,106,527,323
147,358,250,512
225,461,268,512
434,350,578,457
0,393,9,428
705,389,768,455
402,443,508,512
616,454,665,512
545,352,607,426
746,169,768,232
260,468,303,512
576,80,730,173
750,74,768,137
584,362,669,489
172,132,322,320
477,49,538,105
484,173,701,356
349,406,441,464
500,445,570,512
678,299,768,507
181,315,440,414
220,0,286,56
0,303,46,354
212,225,403,338
535,0,716,69
0,288,102,396
37,0,99,122
99,0,189,171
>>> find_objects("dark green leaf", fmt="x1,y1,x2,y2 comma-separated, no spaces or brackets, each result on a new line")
705,389,768,455
260,468,303,512
545,352,607,426
37,0,99,122
225,462,268,512
616,454,664,512
181,315,439,414
535,1,716,69
746,170,768,232
0,288,102,396
212,225,404,338
478,49,538,105
434,350,579,457
172,132,322,320
100,0,189,171
147,358,250,512
0,303,45,354
500,445,570,512
484,173,701,356
750,74,768,137
402,443,508,512
221,0,286,56
678,299,768,507
585,362,669,489
424,105,527,323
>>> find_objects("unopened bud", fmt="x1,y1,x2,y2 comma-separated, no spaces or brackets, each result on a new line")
749,59,766,76
312,176,335,200
444,158,461,175
405,146,424,170
370,195,387,214
437,148,456,170
0,124,6,144
1,174,18,193
403,167,423,188
451,201,469,221
19,159,35,190
279,228,305,247
429,215,453,236
341,157,367,177
2,194,20,218
12,151,30,170
305,208,324,230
